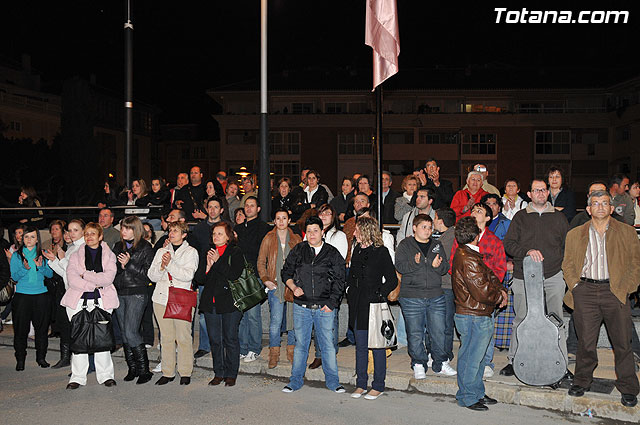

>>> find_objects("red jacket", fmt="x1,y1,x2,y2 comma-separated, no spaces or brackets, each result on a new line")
450,188,488,221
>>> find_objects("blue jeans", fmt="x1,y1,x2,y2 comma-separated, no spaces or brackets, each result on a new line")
289,303,340,391
197,287,210,352
267,289,295,347
395,307,407,347
443,289,456,361
314,305,339,358
114,293,148,347
239,302,262,355
204,307,242,379
482,313,496,369
399,295,447,373
454,314,493,407
355,327,386,392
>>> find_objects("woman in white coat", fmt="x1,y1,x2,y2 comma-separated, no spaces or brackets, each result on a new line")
147,221,199,386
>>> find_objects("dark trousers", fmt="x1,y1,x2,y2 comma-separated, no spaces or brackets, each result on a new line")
568,308,640,357
114,293,149,347
204,307,242,379
12,292,50,361
54,285,71,344
140,285,155,346
573,282,640,395
355,327,386,392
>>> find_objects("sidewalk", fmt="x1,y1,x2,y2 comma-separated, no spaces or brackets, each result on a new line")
1,326,638,422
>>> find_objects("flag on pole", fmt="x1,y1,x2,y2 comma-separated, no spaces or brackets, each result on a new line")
365,0,400,91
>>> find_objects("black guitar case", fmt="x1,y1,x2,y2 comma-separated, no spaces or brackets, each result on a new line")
513,256,566,386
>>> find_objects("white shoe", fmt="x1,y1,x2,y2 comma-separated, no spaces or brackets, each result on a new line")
282,386,294,393
334,386,346,393
351,389,368,399
2,319,12,325
413,364,427,379
364,391,383,400
483,366,494,378
145,344,152,349
152,362,162,373
243,351,258,363
426,354,433,369
239,353,246,360
437,360,457,376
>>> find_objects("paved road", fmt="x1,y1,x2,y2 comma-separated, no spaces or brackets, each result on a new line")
0,345,620,425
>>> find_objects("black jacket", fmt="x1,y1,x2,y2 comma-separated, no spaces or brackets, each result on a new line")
271,194,295,219
329,191,355,218
346,244,397,330
200,244,244,314
292,185,329,218
0,249,10,293
381,189,401,224
112,239,154,295
234,218,271,269
144,189,171,211
421,178,454,210
174,184,206,218
281,241,346,310
548,187,576,223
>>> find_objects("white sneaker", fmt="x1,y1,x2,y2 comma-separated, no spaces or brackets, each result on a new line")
437,360,457,376
334,386,346,393
282,386,294,393
239,353,246,360
483,366,494,378
426,354,433,369
152,362,162,373
2,319,12,325
243,351,258,363
413,364,427,379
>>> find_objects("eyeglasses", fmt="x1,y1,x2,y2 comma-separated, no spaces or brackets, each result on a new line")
589,201,610,208
531,188,548,194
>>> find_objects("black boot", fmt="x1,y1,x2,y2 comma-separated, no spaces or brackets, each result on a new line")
52,343,71,369
123,345,137,381
36,352,50,368
16,358,25,371
132,344,153,384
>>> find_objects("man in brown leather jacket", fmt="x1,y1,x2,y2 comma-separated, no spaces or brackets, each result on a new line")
451,217,506,411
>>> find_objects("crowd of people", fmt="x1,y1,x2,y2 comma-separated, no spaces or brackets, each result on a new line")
1,159,639,410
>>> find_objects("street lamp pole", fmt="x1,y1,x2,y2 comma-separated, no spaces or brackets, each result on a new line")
124,0,133,188
258,0,270,221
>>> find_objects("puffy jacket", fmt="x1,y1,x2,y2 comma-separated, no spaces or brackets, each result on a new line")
112,239,154,295
280,241,346,310
451,244,503,316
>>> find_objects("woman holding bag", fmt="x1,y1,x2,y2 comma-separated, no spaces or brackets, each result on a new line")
346,216,397,400
200,221,245,387
147,221,198,386
61,222,119,389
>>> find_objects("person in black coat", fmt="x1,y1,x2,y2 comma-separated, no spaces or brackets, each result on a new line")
415,159,455,210
546,165,576,223
292,170,329,219
346,216,397,399
381,171,401,224
330,177,355,223
271,178,296,220
112,216,155,384
200,222,244,387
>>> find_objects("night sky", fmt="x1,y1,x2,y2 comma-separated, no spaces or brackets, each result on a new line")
3,1,639,130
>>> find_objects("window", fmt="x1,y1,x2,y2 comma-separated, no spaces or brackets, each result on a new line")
270,160,300,183
325,102,347,114
420,132,458,144
227,130,257,145
535,131,570,155
462,133,496,155
338,133,372,155
181,147,190,160
291,102,313,114
462,103,507,113
269,131,300,155
382,132,412,145
616,126,630,142
9,121,22,131
518,102,565,113
348,102,368,113
192,146,206,159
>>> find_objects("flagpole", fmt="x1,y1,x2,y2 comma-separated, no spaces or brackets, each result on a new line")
258,0,270,221
124,0,133,188
375,86,383,230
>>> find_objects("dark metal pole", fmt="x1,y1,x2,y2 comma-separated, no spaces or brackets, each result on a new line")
375,86,383,230
124,0,133,187
259,0,270,221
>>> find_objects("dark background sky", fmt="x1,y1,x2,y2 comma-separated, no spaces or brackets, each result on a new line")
3,1,640,130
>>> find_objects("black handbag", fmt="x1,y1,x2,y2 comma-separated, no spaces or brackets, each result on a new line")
69,290,115,354
228,256,267,312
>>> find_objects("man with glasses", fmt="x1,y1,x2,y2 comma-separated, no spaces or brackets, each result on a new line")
500,179,570,377
563,190,640,407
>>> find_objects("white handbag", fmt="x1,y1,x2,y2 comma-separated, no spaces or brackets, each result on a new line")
368,301,397,349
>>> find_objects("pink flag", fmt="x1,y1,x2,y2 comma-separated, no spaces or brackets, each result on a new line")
365,0,400,91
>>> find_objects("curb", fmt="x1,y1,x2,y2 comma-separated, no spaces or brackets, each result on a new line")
3,335,638,422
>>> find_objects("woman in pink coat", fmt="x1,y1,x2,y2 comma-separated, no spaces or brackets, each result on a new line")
61,222,119,389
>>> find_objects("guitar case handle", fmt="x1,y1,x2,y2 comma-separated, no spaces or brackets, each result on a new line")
546,312,563,328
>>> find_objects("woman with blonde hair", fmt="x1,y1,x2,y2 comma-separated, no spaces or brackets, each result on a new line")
148,221,198,385
394,175,420,222
346,216,397,400
112,216,155,384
